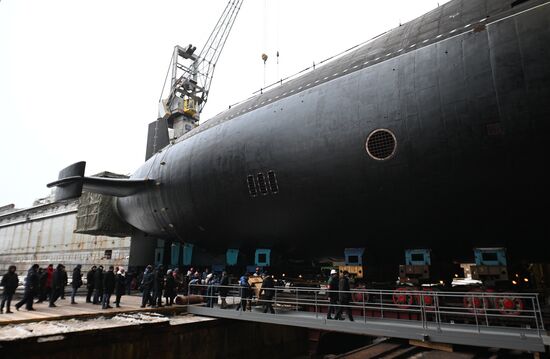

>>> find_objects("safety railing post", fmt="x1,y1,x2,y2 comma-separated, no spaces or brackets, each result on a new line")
315,292,318,319
274,286,278,316
363,291,366,323
420,291,426,330
295,288,299,312
472,294,480,332
483,293,489,328
239,284,243,313
535,295,545,334
379,291,384,319
435,292,441,332
531,298,540,337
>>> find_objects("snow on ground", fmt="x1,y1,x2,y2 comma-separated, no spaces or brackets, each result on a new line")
0,312,171,341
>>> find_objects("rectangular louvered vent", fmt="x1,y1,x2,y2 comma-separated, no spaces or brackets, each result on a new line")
257,173,268,195
247,175,257,197
267,170,279,194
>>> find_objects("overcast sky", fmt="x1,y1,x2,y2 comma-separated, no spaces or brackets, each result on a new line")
0,0,449,208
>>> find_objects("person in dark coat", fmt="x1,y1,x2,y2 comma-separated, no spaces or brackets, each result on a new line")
93,265,104,305
102,266,115,309
49,264,64,307
260,273,275,314
71,264,83,304
86,266,96,303
152,265,165,308
140,265,154,308
335,271,353,321
1,265,19,313
219,271,229,309
235,273,251,311
125,270,133,295
114,268,126,307
15,264,39,311
60,265,68,299
188,272,201,295
36,268,48,303
326,269,339,319
164,269,176,306
205,273,219,308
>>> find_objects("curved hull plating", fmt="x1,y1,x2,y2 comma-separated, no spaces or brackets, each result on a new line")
117,0,550,263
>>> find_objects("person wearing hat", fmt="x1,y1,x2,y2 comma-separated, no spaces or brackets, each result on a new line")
164,269,176,306
140,265,154,308
253,267,262,277
152,265,165,308
205,273,218,308
93,265,104,305
102,266,116,309
327,269,339,319
15,264,39,311
1,265,18,313
235,273,251,311
114,268,126,308
49,264,64,307
70,264,83,304
85,266,96,303
335,270,354,321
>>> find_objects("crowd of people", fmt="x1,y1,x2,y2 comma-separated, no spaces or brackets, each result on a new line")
85,265,132,309
2,263,355,320
136,265,222,308
187,266,354,320
0,262,201,314
0,263,136,313
184,266,276,314
327,269,354,321
138,265,177,308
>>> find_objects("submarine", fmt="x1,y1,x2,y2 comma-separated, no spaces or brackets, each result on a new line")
48,0,550,280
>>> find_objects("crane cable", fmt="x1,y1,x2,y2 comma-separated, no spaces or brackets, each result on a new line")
159,55,174,103
260,0,281,87
263,0,268,86
276,0,280,80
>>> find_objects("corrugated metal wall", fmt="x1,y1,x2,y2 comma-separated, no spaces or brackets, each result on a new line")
0,200,131,275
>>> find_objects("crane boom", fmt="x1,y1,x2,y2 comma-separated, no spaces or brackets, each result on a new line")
159,0,244,139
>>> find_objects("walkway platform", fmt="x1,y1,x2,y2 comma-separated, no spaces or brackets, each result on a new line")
187,284,549,353
188,305,547,352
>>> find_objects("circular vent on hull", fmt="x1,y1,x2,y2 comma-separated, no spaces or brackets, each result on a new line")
366,129,396,160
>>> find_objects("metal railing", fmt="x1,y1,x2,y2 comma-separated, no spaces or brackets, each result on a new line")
187,283,545,336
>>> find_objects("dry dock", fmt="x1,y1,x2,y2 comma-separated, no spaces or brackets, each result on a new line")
0,296,309,359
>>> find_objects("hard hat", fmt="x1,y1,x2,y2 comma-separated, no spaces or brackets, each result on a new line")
330,269,337,275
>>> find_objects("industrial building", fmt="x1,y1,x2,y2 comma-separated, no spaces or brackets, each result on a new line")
0,197,126,275
0,189,164,276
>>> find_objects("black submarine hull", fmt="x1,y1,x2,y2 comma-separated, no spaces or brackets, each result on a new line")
103,0,550,268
